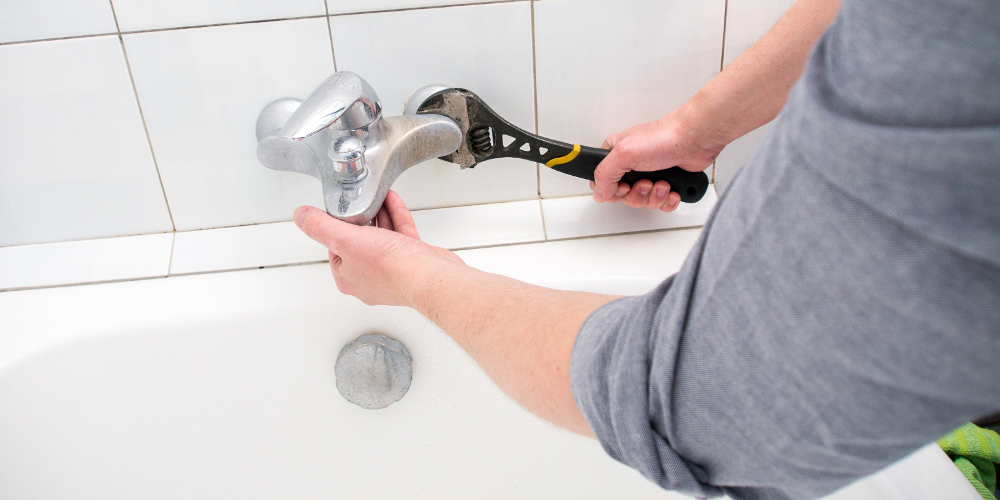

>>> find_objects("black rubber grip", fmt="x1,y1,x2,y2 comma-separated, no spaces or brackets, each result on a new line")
548,145,709,204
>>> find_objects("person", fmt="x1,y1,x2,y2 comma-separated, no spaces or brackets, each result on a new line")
291,0,1000,497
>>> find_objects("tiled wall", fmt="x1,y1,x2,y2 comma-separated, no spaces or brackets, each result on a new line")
0,0,794,288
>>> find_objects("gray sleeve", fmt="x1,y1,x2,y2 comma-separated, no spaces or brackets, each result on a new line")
570,278,726,500
569,106,1000,500
569,2,1000,497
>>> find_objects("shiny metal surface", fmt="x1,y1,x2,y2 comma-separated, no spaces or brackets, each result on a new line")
255,98,302,142
403,84,451,117
335,333,412,410
255,72,462,225
329,136,367,183
279,72,381,140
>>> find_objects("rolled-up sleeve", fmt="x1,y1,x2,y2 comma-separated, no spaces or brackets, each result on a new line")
570,277,725,500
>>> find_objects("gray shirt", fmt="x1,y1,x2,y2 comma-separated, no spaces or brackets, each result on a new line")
569,0,1000,498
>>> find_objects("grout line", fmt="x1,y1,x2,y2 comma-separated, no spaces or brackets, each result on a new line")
529,0,549,239
1,2,531,47
166,260,330,278
719,0,729,71
0,32,118,47
408,197,540,212
0,274,171,293
115,14,327,36
166,231,177,275
109,0,177,232
324,0,338,71
328,0,524,17
536,198,550,241
532,224,705,246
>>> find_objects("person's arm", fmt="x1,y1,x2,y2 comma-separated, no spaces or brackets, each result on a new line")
594,0,840,210
294,0,840,440
295,193,615,437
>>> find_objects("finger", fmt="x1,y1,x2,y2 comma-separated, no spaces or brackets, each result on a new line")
660,192,682,213
294,206,357,252
375,205,394,232
383,190,420,240
593,148,631,202
601,132,620,150
621,179,653,208
645,181,671,210
610,182,630,203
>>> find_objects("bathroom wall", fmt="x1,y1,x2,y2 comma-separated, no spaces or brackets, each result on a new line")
0,0,794,289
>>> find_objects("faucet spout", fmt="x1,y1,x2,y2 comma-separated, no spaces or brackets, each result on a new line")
255,72,462,226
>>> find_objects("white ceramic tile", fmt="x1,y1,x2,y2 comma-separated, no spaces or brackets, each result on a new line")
722,0,796,67
457,228,703,290
541,185,717,240
0,0,116,44
0,233,173,291
111,0,327,32
715,122,773,193
123,19,334,232
0,36,173,247
329,3,538,210
170,222,328,274
411,200,544,250
534,0,726,197
714,0,794,193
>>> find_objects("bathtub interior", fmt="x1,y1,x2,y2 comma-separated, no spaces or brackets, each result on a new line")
0,230,981,500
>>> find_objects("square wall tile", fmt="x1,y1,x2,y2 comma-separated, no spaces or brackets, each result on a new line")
170,222,328,275
534,0,726,197
541,186,717,240
715,123,773,193
0,36,173,247
329,2,538,210
123,19,335,231
0,0,116,44
411,200,544,250
0,233,173,291
111,0,327,32
328,0,506,15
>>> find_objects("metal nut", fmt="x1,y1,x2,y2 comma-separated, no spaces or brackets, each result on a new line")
335,333,412,409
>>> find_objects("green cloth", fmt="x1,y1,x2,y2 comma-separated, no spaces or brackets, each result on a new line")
937,423,1000,500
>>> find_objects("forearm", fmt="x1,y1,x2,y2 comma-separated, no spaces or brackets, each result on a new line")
408,259,618,437
680,0,840,149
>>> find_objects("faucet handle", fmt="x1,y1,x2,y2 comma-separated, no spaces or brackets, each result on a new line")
278,72,382,140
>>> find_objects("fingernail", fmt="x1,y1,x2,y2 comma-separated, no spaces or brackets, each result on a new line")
594,186,603,197
639,185,650,196
616,185,629,196
294,207,309,227
655,186,667,197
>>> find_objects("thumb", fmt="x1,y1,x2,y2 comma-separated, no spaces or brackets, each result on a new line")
593,148,630,202
294,206,357,252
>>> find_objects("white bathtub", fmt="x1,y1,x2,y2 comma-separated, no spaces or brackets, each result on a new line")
0,230,979,500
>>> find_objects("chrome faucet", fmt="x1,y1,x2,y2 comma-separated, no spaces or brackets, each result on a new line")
255,72,462,225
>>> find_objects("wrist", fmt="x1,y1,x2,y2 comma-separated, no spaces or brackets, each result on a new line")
673,91,731,154
401,251,467,312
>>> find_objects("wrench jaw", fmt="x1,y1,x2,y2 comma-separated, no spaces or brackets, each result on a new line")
406,88,482,169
